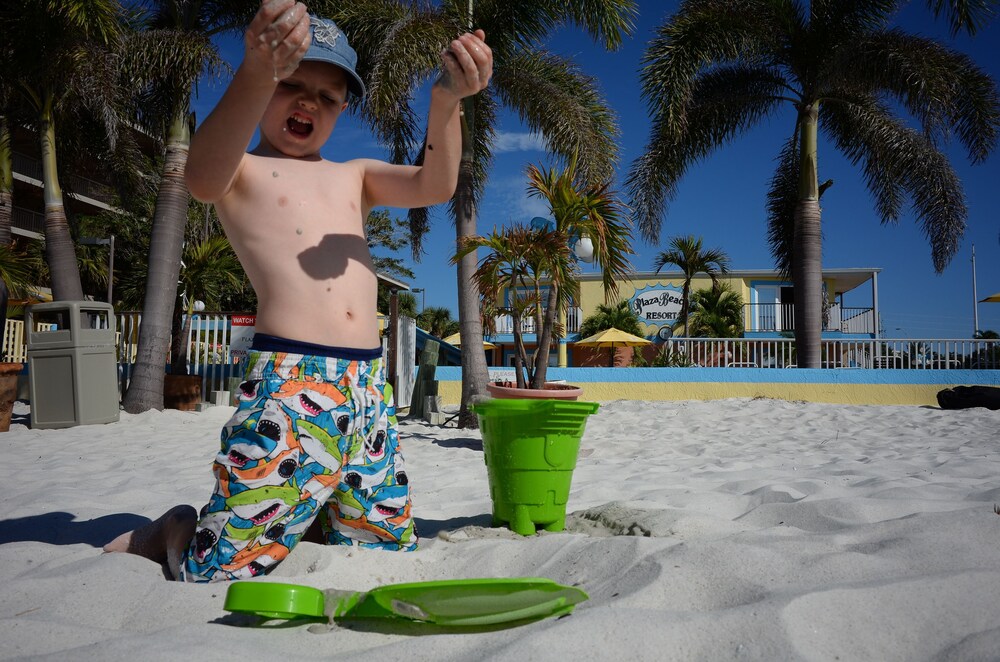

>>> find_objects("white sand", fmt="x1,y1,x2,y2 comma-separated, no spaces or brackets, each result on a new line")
1,397,999,660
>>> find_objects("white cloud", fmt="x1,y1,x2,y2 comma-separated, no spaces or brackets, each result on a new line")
492,131,547,154
515,193,551,219
479,174,551,226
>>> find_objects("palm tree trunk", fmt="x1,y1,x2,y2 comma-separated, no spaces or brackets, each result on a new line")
122,111,190,413
170,301,192,376
792,102,822,368
455,99,489,428
39,95,84,301
0,116,13,247
0,118,13,336
530,283,558,387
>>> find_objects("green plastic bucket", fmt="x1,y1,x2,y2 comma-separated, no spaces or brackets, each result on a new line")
472,399,599,535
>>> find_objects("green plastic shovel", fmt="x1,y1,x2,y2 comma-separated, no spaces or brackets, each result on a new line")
224,577,588,627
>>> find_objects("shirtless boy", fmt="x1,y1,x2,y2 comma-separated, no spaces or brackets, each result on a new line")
104,0,492,582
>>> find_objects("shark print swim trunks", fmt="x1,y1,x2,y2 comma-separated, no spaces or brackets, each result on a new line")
179,335,416,583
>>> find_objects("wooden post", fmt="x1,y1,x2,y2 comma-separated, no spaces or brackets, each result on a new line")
410,339,440,418
388,288,398,393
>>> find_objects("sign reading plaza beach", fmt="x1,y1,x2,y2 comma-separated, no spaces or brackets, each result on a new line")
629,284,684,333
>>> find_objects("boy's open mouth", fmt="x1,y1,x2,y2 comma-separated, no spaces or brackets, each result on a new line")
287,114,313,137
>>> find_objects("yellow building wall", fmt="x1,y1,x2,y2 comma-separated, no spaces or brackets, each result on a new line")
433,380,948,407
578,274,836,336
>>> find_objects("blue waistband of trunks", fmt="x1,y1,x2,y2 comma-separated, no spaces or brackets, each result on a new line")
251,333,382,361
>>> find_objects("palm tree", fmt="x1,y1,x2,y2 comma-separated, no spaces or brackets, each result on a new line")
456,223,558,388
687,283,744,339
366,209,416,283
0,117,13,326
652,235,730,336
578,299,644,338
0,118,12,249
0,242,41,329
418,306,461,339
3,0,131,301
330,0,637,426
121,1,247,413
628,0,999,368
523,156,634,385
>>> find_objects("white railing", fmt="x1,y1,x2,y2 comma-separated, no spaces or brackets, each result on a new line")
647,337,1000,369
114,312,245,399
494,306,582,335
3,311,997,407
2,319,58,362
745,303,876,334
2,319,26,362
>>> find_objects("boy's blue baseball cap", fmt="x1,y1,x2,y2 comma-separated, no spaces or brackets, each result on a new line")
303,16,366,100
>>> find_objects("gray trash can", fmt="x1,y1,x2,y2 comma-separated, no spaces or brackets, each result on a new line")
27,301,120,429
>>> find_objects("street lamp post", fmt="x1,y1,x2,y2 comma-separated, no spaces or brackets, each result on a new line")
79,235,115,305
972,244,979,337
411,287,425,312
530,216,596,368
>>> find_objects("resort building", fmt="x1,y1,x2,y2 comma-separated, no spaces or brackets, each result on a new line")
7,125,155,241
486,267,882,368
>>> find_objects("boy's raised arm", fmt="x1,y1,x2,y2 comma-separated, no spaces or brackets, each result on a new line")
362,30,493,210
185,0,310,203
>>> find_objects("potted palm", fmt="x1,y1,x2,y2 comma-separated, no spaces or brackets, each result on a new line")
0,243,44,432
0,243,41,431
455,154,634,398
458,223,580,398
0,273,18,431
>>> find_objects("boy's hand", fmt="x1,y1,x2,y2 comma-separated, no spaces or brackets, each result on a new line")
244,0,311,81
436,30,493,100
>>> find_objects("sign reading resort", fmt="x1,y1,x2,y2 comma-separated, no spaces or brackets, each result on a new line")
629,284,684,333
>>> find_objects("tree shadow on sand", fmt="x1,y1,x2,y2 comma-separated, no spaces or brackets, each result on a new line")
414,514,493,539
0,512,151,547
403,431,483,451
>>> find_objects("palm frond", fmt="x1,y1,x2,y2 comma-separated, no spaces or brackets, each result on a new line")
628,63,787,241
333,2,458,162
831,29,1000,162
765,137,800,277
493,50,619,185
924,0,998,36
823,98,967,272
472,0,636,56
639,0,790,135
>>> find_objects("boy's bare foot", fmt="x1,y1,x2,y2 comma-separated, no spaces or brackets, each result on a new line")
103,505,198,579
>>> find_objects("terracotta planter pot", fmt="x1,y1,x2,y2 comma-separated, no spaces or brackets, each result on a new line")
0,362,23,432
486,382,583,401
163,374,203,411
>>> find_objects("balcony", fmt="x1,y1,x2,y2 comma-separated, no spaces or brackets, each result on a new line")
12,206,45,235
746,303,876,335
13,151,115,207
493,307,583,335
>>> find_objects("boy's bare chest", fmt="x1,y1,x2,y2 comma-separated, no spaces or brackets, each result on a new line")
237,158,365,229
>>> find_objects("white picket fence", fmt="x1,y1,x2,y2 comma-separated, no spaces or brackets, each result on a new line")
114,313,406,403
116,312,258,400
2,313,251,400
3,314,996,407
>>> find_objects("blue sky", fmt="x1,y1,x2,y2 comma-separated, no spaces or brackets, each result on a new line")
194,1,1000,339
